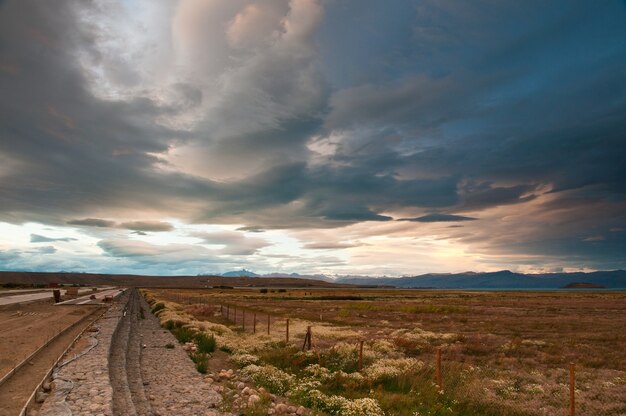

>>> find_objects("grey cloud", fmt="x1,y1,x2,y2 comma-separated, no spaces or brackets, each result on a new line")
1,0,626,272
67,218,116,228
118,221,174,232
0,1,192,224
97,239,219,264
401,214,477,223
67,218,173,232
34,246,57,254
458,183,537,210
193,231,269,256
30,234,77,243
236,226,265,233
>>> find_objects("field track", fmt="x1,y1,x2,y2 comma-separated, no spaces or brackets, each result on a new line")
0,307,103,416
109,289,152,416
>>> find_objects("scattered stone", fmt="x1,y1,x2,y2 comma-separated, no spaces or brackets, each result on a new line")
35,391,48,403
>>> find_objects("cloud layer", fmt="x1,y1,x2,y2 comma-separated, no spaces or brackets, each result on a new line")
1,0,625,275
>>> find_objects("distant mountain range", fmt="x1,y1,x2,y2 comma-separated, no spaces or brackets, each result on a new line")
2,269,625,289
335,270,626,289
219,269,259,277
206,270,334,282
214,269,626,289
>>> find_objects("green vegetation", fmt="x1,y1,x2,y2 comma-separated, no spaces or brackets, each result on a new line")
191,352,209,374
173,326,195,343
194,332,216,354
252,346,530,416
151,302,165,314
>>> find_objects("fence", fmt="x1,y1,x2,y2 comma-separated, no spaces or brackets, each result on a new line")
161,292,584,415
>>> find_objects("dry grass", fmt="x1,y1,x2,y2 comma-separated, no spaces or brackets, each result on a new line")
144,288,626,415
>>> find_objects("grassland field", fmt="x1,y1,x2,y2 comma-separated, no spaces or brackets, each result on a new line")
143,288,626,416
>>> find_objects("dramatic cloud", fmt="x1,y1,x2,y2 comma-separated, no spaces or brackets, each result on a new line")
193,231,269,256
30,234,77,243
1,0,625,274
402,214,477,223
118,221,174,232
67,219,116,228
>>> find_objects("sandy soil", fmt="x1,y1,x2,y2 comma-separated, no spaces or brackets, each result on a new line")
0,300,98,377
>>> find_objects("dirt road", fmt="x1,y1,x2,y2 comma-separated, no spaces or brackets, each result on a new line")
0,306,103,416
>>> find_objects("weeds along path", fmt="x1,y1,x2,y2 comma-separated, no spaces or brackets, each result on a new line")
109,289,152,416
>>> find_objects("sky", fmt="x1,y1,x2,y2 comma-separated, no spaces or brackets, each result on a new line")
0,0,625,277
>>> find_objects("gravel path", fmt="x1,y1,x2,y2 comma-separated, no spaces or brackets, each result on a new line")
137,294,224,415
38,299,123,416
109,289,152,415
39,290,227,416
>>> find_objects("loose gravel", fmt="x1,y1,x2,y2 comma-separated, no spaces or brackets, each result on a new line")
38,299,122,416
137,294,223,415
39,290,227,416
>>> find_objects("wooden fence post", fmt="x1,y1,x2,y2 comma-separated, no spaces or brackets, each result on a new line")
286,319,290,343
253,313,257,334
436,349,442,390
570,363,575,416
302,326,312,351
267,314,270,335
242,310,246,331
358,340,364,371
234,305,237,323
227,305,230,321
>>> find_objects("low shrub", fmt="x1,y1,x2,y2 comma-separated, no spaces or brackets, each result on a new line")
163,319,182,331
173,326,195,344
242,364,294,395
195,332,216,354
151,302,165,314
192,352,209,374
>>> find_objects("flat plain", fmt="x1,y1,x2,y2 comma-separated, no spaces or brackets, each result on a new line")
145,287,626,415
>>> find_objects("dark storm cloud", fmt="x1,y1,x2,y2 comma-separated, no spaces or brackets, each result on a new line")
0,1,196,224
401,214,477,223
67,219,116,228
118,221,174,232
1,0,626,271
67,218,173,232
